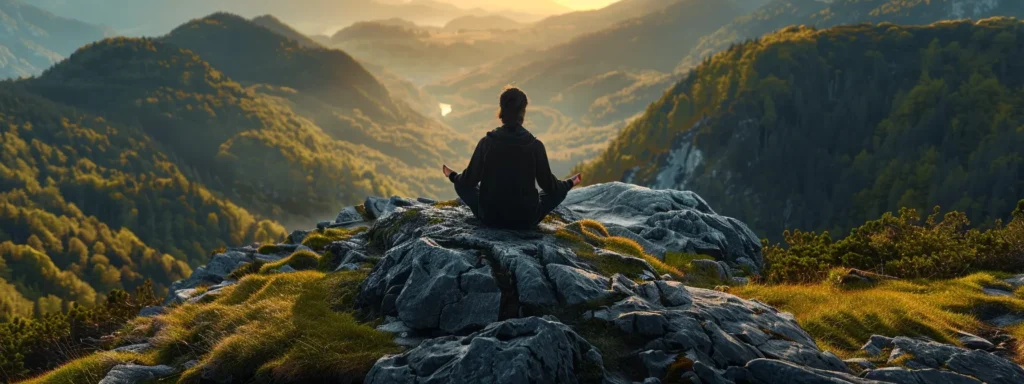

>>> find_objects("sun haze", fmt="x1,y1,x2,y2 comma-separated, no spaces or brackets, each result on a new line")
554,0,620,10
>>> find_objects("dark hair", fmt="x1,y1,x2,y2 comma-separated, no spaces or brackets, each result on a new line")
498,86,528,126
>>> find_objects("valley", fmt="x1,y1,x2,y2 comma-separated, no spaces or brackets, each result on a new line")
2,0,1024,383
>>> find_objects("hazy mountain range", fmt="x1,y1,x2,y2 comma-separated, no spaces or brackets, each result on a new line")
0,0,110,78
31,0,566,36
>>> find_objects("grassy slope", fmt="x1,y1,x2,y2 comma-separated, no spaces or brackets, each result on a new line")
733,273,1024,363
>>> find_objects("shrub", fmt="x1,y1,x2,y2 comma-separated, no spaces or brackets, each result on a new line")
763,205,1024,283
0,281,159,383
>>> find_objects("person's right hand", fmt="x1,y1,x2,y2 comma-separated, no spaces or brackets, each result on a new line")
570,173,582,186
443,164,455,178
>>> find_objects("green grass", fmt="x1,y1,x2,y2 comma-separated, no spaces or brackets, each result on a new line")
258,250,321,274
257,244,284,254
664,253,716,272
20,351,151,384
432,199,462,208
300,227,367,251
731,272,1024,361
151,270,399,383
556,220,685,280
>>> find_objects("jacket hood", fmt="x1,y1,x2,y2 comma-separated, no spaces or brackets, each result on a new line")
486,125,536,146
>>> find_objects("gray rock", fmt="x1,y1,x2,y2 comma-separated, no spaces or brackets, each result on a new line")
945,349,1024,384
693,360,734,384
744,359,881,384
138,306,165,317
844,358,875,370
417,197,437,204
690,259,733,282
989,313,1024,327
887,336,965,369
358,238,500,334
655,280,692,307
956,331,994,351
562,183,764,272
165,250,252,304
1004,274,1024,288
366,317,604,384
335,205,366,224
983,287,1014,297
639,350,678,379
113,343,152,354
860,335,894,357
862,367,982,384
364,196,390,219
287,229,311,245
545,264,613,306
99,364,176,384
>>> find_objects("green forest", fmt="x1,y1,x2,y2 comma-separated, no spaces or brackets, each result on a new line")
0,14,470,323
580,17,1024,241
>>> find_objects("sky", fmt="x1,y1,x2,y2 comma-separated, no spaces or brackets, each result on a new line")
555,0,619,9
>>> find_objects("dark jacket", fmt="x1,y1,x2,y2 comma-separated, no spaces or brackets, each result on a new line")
448,125,574,228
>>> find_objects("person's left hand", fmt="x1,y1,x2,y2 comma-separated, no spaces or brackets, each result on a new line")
570,173,582,186
443,164,455,178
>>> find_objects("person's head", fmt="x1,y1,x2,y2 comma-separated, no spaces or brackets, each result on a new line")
498,86,528,126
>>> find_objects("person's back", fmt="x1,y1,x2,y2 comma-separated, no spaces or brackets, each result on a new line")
443,87,581,230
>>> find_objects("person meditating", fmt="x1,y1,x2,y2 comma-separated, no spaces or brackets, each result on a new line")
443,86,582,230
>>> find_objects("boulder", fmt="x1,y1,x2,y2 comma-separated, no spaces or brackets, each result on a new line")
165,249,252,304
860,335,894,357
862,367,982,384
366,317,604,384
743,359,880,384
561,183,764,272
335,205,366,224
945,349,1024,384
956,331,994,351
99,364,176,384
357,238,501,334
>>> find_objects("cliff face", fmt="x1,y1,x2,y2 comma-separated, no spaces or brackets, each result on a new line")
99,183,1024,383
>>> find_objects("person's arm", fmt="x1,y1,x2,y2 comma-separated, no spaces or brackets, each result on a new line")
449,138,487,187
534,140,574,194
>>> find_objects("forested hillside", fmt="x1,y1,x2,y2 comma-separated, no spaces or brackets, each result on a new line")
0,0,109,79
682,0,1024,70
0,14,468,321
0,86,285,320
579,17,1024,240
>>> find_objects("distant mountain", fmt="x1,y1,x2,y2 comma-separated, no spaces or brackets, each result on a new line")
0,0,109,78
33,0,489,36
444,15,528,31
681,0,1024,70
251,14,325,48
160,13,469,171
249,14,443,117
440,0,572,15
579,17,1024,240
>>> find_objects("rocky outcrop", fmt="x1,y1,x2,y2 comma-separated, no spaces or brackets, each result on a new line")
366,317,604,384
152,183,1024,384
856,335,1024,384
98,364,176,384
562,183,764,272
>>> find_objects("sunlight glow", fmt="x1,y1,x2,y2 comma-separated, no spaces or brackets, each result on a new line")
554,0,619,10
440,103,453,117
